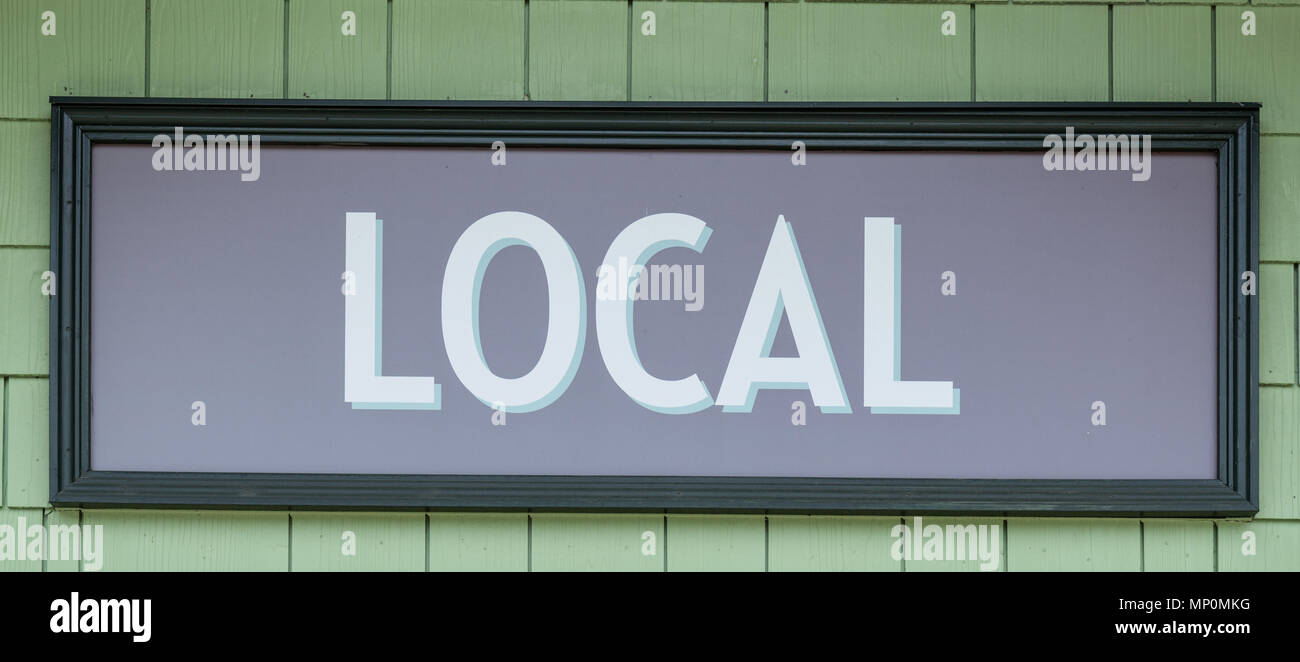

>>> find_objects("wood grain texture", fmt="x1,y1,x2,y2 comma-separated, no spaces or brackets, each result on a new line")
83,510,288,571
1113,6,1212,102
288,0,387,99
1261,138,1300,263
529,0,627,101
427,513,527,571
664,514,764,571
1141,520,1215,571
1217,520,1300,570
291,512,425,571
900,517,1005,572
974,5,1109,102
3,378,47,508
1216,7,1300,133
1005,518,1141,571
0,508,44,572
0,121,50,247
768,3,970,102
767,515,900,571
1152,0,1245,6
392,0,525,100
530,513,663,571
1259,386,1300,519
630,1,763,101
43,508,82,572
150,0,284,98
0,0,145,119
0,248,49,376
1260,263,1297,385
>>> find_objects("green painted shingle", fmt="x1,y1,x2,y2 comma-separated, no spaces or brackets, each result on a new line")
974,5,1109,102
288,0,387,99
392,0,525,100
631,1,763,101
529,0,627,101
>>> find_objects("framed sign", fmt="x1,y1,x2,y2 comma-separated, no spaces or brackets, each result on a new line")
49,99,1258,515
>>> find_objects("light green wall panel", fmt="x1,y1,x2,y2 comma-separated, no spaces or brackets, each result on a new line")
1217,520,1300,570
0,382,5,504
529,0,627,101
1261,138,1300,262
1217,7,1300,133
1006,519,1141,571
392,0,525,100
44,509,82,572
1142,520,1215,571
630,1,763,101
768,516,900,571
150,0,284,98
1113,6,1212,102
291,512,424,571
1259,387,1300,519
427,513,527,571
85,510,288,571
0,122,50,246
1260,263,1297,386
768,4,969,102
4,378,48,508
0,0,145,119
288,0,387,99
531,513,663,571
1153,0,1245,5
0,508,45,571
974,6,1109,102
900,517,1005,572
664,514,764,572
0,248,49,376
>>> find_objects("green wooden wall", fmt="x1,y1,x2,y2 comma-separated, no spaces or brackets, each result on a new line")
2,0,1297,572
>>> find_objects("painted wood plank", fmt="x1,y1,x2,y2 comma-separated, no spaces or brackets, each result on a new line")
1261,138,1300,263
150,0,284,98
529,0,627,101
290,512,424,571
530,513,663,571
288,0,387,99
1258,386,1300,519
427,513,527,571
0,508,44,572
899,517,1004,572
768,3,970,102
392,0,525,100
0,382,4,505
4,378,48,508
1142,520,1215,571
1152,0,1245,6
83,510,288,571
974,5,1109,102
630,1,763,101
0,248,49,376
1217,520,1300,571
1260,263,1297,386
44,508,82,572
0,121,50,247
1216,7,1300,133
1113,6,1212,102
767,515,900,571
664,514,764,572
1005,518,1141,571
0,0,145,119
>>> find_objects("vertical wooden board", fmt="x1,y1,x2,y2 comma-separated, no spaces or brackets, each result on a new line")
974,6,1109,102
1218,520,1300,571
900,517,1005,572
0,0,145,119
529,0,627,101
1260,264,1297,385
83,510,288,571
427,513,527,571
0,248,49,376
150,0,284,98
1261,138,1300,263
630,1,763,101
767,515,900,571
44,508,81,572
291,512,424,571
0,381,4,505
1142,520,1215,571
0,508,44,571
288,0,387,99
1217,7,1300,133
0,122,50,247
1005,518,1141,571
664,514,764,572
768,4,969,102
1259,387,1300,519
1112,6,1212,102
1152,0,1245,5
4,378,48,508
530,513,663,571
392,0,525,100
